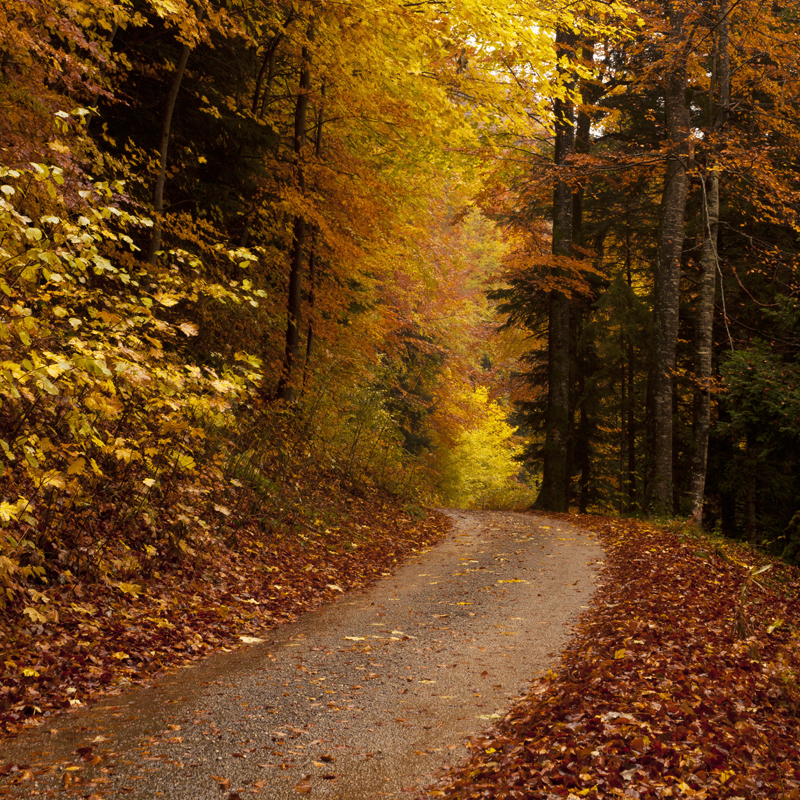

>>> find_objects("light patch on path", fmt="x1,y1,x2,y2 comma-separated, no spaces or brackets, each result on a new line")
0,511,604,799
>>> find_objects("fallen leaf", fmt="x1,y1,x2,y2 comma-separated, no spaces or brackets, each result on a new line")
211,775,231,790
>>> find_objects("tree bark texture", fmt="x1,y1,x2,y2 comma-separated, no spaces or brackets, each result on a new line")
535,27,576,513
276,30,313,402
689,0,729,523
624,217,638,512
303,85,326,388
646,1,690,515
688,172,719,521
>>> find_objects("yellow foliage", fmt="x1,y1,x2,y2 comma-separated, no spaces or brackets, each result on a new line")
438,386,535,509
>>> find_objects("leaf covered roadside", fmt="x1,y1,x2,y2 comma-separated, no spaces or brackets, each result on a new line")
427,516,800,800
0,482,450,743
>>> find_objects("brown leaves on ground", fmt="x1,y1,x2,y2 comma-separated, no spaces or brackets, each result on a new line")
428,515,800,800
0,480,449,743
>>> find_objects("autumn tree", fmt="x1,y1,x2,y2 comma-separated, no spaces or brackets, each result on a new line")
489,0,800,532
534,26,577,513
639,0,691,515
687,0,729,522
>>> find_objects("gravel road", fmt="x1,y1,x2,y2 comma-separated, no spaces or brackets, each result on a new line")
0,510,604,799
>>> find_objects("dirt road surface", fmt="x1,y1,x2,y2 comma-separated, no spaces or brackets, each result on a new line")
0,510,604,799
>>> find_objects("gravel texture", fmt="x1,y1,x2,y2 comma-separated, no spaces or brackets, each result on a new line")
0,510,604,799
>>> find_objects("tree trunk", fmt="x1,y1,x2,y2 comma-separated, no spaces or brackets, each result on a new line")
627,335,637,511
303,240,316,385
253,33,283,116
147,10,204,265
624,215,638,512
275,29,313,402
535,27,576,513
302,85,326,390
646,1,691,515
689,0,729,523
688,172,719,521
573,45,595,516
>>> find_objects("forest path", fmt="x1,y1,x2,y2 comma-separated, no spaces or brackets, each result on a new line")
0,511,603,800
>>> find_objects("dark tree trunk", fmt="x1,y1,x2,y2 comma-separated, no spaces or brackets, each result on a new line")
573,51,595,516
578,375,590,514
303,86,326,389
276,29,313,402
252,33,283,116
147,13,204,265
625,216,638,512
627,335,637,511
646,1,691,515
535,27,576,513
303,241,316,384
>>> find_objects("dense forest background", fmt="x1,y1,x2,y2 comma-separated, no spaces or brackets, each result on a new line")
1,0,800,622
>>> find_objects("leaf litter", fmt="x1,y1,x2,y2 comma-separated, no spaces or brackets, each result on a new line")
0,482,450,745
426,514,800,800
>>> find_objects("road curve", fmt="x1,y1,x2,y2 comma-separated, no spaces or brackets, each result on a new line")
0,511,604,799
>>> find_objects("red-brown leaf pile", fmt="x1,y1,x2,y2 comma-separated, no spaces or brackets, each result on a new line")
0,482,450,743
429,515,800,799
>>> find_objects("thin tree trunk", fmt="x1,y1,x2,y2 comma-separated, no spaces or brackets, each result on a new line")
303,241,316,384
535,27,575,513
303,85,325,389
147,11,204,265
578,372,590,514
627,336,637,512
646,1,691,515
253,33,282,116
276,28,313,402
573,45,595,516
625,213,637,512
689,173,719,521
689,0,729,523
619,328,626,514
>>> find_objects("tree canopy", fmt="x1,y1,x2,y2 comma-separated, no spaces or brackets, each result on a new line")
2,0,800,638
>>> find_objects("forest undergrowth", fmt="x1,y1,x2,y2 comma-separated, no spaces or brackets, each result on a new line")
429,515,800,800
0,469,450,744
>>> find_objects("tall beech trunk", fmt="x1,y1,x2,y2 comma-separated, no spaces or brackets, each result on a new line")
689,173,719,520
689,0,729,523
646,1,691,515
147,12,204,265
535,27,576,513
276,29,313,402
